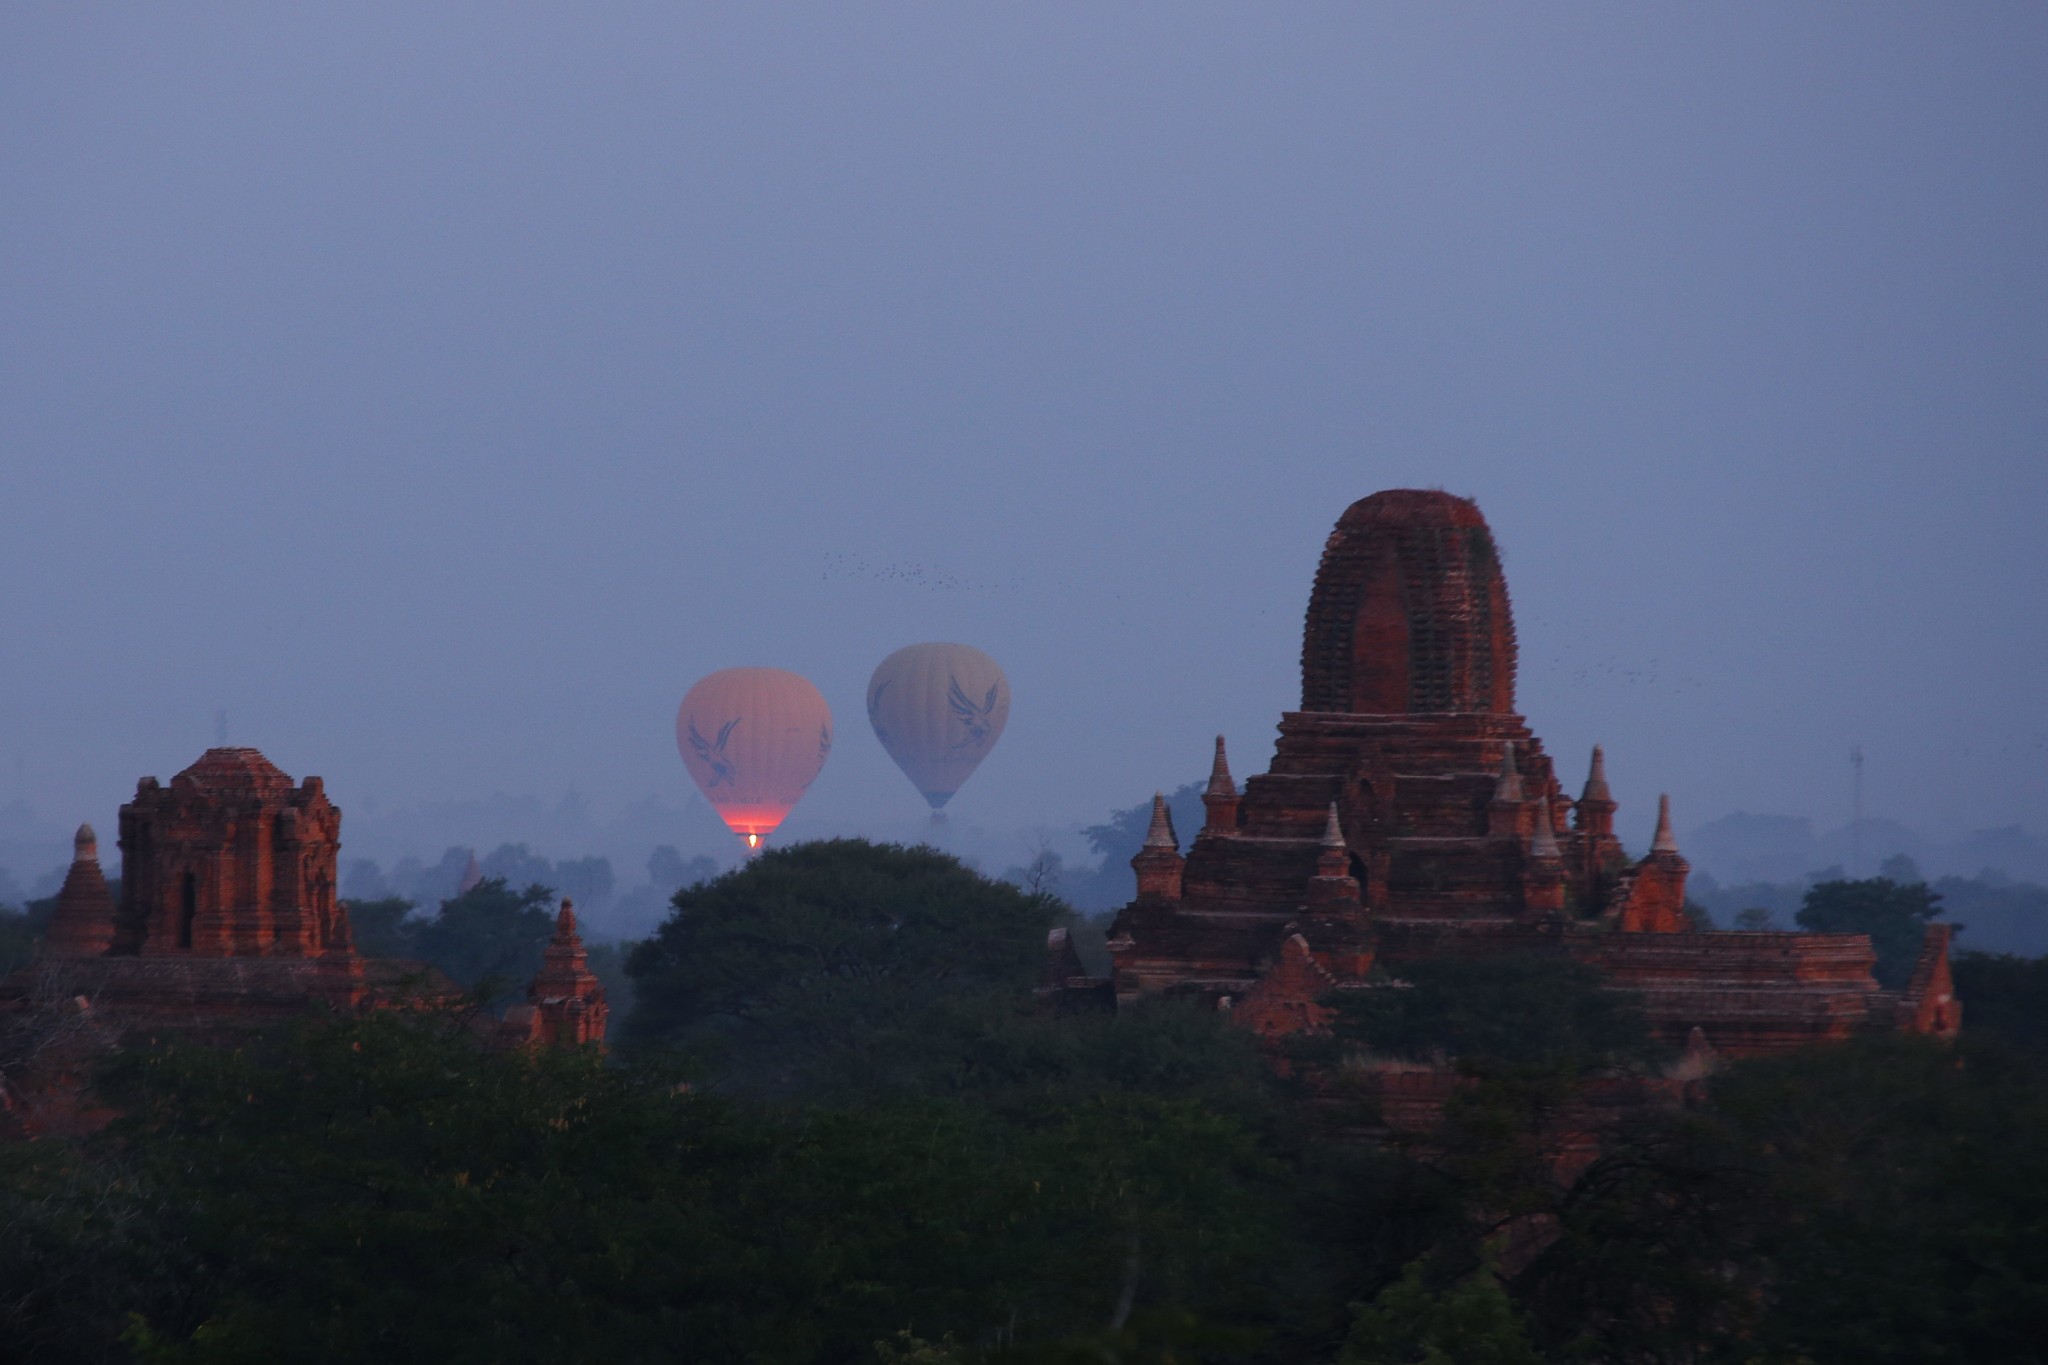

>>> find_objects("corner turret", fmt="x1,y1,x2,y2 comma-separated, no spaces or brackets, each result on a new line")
1573,745,1616,839
42,825,116,958
1200,737,1240,837
1488,742,1529,839
1650,794,1681,856
1522,792,1567,920
1307,804,1363,908
1619,795,1691,933
1131,794,1184,902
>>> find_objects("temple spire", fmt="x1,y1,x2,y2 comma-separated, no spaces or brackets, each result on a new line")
1132,793,1185,901
1488,742,1528,839
1582,745,1611,803
525,896,607,1047
1651,794,1680,855
42,822,116,958
1142,792,1178,851
1205,737,1235,797
1574,744,1617,838
1201,737,1242,837
1521,792,1567,921
1530,792,1562,860
1493,742,1524,803
1309,804,1363,906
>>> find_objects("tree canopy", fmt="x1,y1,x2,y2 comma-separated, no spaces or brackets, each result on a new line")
623,839,1070,1095
1797,875,1947,988
7,839,2047,1363
1327,954,1657,1075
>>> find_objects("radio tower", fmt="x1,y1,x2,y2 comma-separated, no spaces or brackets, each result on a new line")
1850,745,1864,877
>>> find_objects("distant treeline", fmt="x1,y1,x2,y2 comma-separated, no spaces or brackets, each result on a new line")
339,843,719,940
1693,853,2048,957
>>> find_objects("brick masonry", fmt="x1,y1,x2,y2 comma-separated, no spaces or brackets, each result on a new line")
1107,490,1960,1060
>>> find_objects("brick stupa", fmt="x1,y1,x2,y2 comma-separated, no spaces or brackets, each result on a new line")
1108,490,1958,1056
498,898,609,1048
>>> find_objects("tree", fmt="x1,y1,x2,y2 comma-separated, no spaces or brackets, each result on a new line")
409,877,557,1004
1342,1253,1542,1365
623,839,1068,1095
0,1003,1305,1363
647,844,718,892
1951,951,2048,1056
1327,955,1655,1075
1707,1036,2048,1364
1796,875,1947,988
0,889,79,976
550,855,614,907
0,905,35,976
479,842,555,888
342,895,417,959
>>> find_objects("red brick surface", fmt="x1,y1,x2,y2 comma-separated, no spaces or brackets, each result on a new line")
1110,490,1959,1061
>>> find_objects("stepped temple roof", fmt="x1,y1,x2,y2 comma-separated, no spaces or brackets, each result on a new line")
1108,489,1959,1061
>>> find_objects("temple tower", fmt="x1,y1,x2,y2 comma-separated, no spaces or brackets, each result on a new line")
1301,490,1516,715
113,747,350,958
1106,486,1955,1059
525,898,608,1046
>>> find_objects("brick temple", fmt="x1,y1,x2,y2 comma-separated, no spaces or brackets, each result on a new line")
2,748,606,1136
1106,490,1958,1058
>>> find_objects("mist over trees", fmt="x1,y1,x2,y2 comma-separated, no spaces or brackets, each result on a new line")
338,842,720,945
1691,852,2048,959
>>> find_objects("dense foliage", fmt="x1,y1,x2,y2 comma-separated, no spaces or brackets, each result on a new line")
1326,955,1658,1074
341,878,559,1007
1796,875,1947,987
1950,950,2048,1056
3,1010,1304,1364
624,839,1078,1096
0,904,39,977
1695,860,2048,957
4,841,2046,1363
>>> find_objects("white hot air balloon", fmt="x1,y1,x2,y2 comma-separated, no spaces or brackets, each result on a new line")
866,643,1009,820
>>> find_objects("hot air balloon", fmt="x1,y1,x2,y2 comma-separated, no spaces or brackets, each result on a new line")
866,643,1009,820
676,668,833,851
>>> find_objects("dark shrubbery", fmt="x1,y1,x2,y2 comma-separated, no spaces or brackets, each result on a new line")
5,840,2046,1364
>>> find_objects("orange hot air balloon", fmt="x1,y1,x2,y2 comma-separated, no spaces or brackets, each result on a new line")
676,668,834,850
866,643,1009,818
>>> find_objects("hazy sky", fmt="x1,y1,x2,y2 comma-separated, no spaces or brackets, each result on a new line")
4,3,2045,859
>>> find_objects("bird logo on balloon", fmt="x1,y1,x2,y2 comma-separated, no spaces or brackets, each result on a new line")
686,717,741,788
946,677,1002,749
